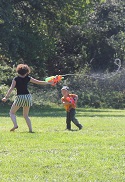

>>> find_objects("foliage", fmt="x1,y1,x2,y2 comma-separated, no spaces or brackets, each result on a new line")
49,1,125,75
0,0,115,74
0,1,125,108
87,2,125,71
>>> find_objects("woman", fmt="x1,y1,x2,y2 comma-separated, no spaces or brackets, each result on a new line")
2,64,52,132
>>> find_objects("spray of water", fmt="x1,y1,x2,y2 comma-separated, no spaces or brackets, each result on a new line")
61,58,122,80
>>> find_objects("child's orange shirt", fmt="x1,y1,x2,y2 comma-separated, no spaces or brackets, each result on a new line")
61,94,77,112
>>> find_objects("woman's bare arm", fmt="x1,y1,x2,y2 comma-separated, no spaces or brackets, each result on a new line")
30,77,52,85
2,79,16,102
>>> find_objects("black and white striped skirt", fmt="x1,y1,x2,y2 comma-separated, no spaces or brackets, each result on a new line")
14,94,32,107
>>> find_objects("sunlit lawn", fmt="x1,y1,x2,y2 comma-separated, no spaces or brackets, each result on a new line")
0,106,125,182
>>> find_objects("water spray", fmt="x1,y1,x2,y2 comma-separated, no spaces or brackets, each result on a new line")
45,59,122,85
61,58,122,80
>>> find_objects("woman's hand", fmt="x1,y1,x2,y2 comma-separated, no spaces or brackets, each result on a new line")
2,97,7,102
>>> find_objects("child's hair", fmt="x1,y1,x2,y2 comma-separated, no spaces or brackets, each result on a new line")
16,64,31,76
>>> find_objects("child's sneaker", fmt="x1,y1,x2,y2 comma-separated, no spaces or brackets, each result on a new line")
65,128,71,131
78,124,83,130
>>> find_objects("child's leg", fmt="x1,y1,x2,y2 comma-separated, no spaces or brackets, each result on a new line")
10,103,20,131
66,111,71,130
70,108,83,129
23,106,32,132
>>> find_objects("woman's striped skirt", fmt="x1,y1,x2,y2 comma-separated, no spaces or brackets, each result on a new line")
14,94,32,107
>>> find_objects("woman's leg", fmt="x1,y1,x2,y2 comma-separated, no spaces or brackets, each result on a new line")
10,103,20,131
23,106,32,132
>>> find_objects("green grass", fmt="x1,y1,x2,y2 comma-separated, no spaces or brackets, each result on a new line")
0,107,125,182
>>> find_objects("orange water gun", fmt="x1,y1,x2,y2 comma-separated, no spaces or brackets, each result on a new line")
45,75,64,86
65,97,76,106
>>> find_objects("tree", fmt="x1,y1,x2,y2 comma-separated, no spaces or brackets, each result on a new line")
0,0,106,76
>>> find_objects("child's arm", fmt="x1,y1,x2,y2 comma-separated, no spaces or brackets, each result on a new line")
62,101,70,105
30,77,53,85
61,98,68,105
74,95,78,103
2,79,16,102
61,97,72,106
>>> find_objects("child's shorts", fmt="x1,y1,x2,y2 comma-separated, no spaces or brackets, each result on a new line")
14,94,32,107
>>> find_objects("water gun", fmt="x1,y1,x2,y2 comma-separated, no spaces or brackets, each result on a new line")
45,75,64,86
66,97,76,106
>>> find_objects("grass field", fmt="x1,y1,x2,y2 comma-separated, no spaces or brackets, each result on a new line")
0,106,125,182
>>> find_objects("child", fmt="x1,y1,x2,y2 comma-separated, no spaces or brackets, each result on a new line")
61,86,83,130
2,64,52,132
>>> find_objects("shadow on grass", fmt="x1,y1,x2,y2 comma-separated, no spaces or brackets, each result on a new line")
19,129,79,133
0,104,125,118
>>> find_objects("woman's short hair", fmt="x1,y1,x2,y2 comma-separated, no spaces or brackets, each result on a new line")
16,64,31,76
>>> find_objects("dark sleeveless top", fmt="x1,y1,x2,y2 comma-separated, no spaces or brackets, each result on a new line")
14,76,31,95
